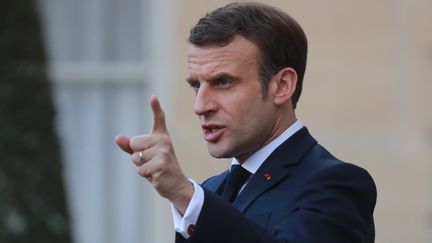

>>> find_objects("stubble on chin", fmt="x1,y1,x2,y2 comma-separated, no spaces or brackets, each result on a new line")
207,143,232,159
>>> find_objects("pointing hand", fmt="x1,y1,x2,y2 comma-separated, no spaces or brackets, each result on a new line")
115,95,193,214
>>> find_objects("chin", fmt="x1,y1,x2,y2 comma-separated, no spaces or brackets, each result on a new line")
207,146,234,159
208,151,231,159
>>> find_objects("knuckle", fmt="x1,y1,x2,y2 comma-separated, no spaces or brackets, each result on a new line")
158,133,171,144
152,170,162,181
159,147,170,155
132,156,139,165
129,136,140,150
130,135,149,150
137,166,150,178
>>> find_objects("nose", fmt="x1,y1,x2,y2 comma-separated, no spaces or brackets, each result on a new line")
193,85,217,116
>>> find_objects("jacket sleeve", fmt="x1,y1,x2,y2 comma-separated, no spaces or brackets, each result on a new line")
175,163,376,243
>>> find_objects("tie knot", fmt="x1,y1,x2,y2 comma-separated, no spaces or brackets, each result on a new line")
221,165,251,203
226,164,251,188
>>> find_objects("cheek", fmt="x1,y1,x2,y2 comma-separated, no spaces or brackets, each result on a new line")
231,99,272,128
220,83,268,124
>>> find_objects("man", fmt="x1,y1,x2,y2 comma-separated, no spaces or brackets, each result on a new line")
115,2,376,243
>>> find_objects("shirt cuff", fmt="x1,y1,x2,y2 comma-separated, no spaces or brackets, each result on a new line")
171,179,204,239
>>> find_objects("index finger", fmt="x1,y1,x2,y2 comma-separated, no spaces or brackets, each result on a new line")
150,95,167,134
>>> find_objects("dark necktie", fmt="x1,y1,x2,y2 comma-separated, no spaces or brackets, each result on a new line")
221,165,251,203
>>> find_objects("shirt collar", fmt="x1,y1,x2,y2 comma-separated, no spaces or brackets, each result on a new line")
231,118,304,174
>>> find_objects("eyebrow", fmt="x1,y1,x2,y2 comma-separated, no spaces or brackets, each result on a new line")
186,77,197,85
210,72,237,82
186,72,238,84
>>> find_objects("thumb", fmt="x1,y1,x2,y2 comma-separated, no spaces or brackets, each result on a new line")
150,95,167,134
114,135,133,154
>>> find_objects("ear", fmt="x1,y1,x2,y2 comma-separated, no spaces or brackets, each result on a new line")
271,67,297,105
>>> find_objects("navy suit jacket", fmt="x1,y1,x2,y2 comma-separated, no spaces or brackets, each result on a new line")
176,127,376,243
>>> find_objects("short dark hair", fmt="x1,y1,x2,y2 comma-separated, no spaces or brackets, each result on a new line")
188,2,308,108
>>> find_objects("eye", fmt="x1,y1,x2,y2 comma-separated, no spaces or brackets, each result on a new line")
216,78,232,86
188,80,200,90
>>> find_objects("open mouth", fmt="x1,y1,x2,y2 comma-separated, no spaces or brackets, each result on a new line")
202,125,226,142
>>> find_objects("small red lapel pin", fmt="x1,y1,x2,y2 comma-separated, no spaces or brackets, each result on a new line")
264,172,271,181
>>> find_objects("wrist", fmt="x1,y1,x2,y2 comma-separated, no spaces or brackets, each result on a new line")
172,180,194,215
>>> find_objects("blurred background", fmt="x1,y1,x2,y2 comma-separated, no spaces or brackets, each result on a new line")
1,0,431,242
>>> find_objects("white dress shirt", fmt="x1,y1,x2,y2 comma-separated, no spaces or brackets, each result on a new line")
171,119,304,239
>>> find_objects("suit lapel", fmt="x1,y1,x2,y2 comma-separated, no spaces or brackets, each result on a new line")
233,127,317,212
202,170,229,195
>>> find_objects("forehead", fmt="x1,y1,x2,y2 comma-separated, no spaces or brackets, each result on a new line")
187,35,260,78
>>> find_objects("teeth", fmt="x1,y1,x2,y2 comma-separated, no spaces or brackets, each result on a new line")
210,128,219,133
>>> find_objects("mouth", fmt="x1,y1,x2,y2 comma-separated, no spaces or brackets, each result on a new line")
202,124,226,142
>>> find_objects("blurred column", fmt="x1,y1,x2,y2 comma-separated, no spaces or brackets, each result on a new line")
38,0,175,242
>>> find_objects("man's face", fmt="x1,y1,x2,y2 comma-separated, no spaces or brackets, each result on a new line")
187,35,279,162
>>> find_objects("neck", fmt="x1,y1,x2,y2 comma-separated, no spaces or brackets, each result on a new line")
235,111,297,163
